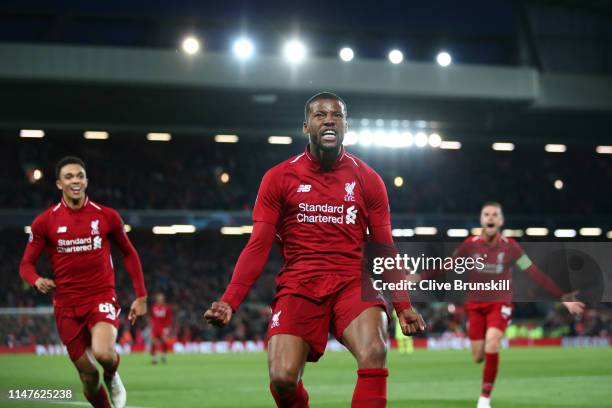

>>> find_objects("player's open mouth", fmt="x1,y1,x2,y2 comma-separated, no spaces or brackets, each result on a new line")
70,186,81,193
486,223,495,228
321,129,337,142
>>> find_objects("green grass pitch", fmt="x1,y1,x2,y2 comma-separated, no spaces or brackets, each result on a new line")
1,348,611,407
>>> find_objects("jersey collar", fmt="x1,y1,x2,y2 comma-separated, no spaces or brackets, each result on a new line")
304,144,346,171
61,196,89,212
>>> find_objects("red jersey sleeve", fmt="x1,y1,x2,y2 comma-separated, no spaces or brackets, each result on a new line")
107,208,147,298
364,168,391,227
252,166,284,226
221,221,276,311
19,213,48,286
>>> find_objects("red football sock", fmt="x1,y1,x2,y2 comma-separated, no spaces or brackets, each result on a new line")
84,385,112,408
269,379,309,408
103,354,120,380
481,352,499,398
351,368,388,408
151,342,157,356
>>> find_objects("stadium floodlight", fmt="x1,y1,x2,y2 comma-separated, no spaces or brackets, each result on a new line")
440,140,461,150
436,51,452,67
554,179,564,190
152,226,177,235
219,172,230,183
343,131,358,146
33,169,43,181
492,142,514,151
233,37,254,60
124,224,132,233
241,225,254,234
607,230,612,239
428,133,442,147
415,227,437,235
339,47,354,62
214,134,239,143
359,129,373,146
221,226,245,235
84,131,109,140
447,229,469,238
394,176,404,187
147,132,172,142
414,132,428,147
554,229,576,238
392,228,414,237
402,131,414,147
268,136,293,145
24,226,31,234
526,227,548,236
375,119,385,127
388,49,403,64
502,229,524,237
471,227,483,236
545,144,566,153
181,36,201,55
390,120,399,128
172,224,196,233
283,40,306,63
596,145,612,154
360,118,370,126
579,227,602,236
20,129,44,138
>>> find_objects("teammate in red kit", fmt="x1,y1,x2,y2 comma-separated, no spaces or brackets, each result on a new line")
19,156,147,408
204,92,425,408
150,292,173,364
428,202,584,408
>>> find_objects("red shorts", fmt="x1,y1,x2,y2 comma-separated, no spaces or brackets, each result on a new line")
54,297,121,361
466,302,513,340
152,326,170,339
267,277,387,362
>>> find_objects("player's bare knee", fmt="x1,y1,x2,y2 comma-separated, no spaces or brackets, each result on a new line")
355,340,387,368
269,369,299,395
92,346,116,365
472,352,484,363
78,369,99,388
484,339,500,354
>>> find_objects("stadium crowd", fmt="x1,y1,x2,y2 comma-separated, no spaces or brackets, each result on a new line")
2,231,611,348
3,137,612,215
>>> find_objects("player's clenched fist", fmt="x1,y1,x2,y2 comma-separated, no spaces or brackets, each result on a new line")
204,301,233,327
34,277,56,294
398,307,427,336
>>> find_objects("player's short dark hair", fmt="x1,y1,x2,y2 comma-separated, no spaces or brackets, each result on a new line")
481,201,503,212
304,92,347,120
55,156,86,180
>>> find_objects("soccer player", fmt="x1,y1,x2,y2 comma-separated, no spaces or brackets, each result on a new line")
19,156,148,408
423,202,584,408
204,92,425,407
150,292,173,364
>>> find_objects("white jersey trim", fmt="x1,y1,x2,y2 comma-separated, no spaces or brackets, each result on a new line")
52,202,62,212
344,153,359,167
290,153,306,163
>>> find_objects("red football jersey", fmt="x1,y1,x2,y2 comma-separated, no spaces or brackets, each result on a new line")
252,146,390,292
151,304,173,329
20,197,147,307
454,235,524,304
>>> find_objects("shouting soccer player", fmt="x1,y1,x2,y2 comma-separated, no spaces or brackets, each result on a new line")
19,156,148,408
425,202,584,408
205,92,425,407
150,292,173,364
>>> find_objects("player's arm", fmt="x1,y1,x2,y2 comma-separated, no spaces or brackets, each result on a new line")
205,167,282,327
108,209,148,324
205,221,276,326
366,169,425,335
514,246,585,315
19,215,55,294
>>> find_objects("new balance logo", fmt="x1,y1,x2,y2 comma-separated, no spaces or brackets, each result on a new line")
57,226,67,233
271,310,282,328
297,184,311,193
345,205,357,224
